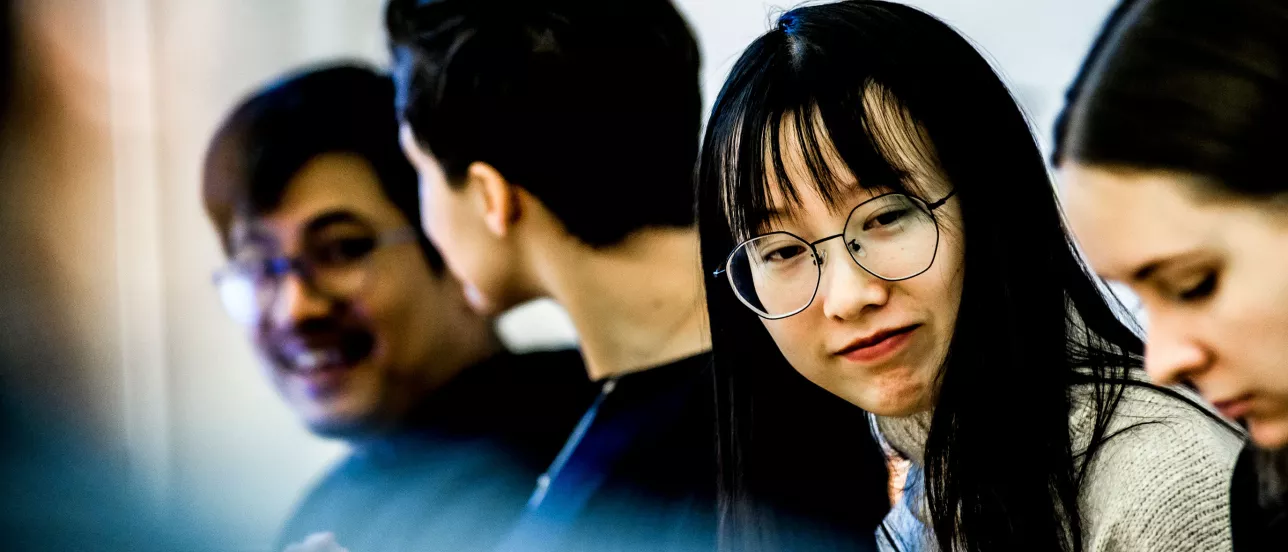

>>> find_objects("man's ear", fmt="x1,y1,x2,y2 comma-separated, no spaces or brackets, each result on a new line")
466,161,520,238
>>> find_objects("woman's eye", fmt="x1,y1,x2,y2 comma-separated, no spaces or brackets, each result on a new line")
1175,272,1218,302
763,244,807,263
865,208,910,231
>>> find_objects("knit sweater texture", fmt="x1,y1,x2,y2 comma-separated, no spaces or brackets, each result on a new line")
874,383,1244,552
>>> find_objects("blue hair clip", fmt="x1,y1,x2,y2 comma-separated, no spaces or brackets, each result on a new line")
778,13,796,34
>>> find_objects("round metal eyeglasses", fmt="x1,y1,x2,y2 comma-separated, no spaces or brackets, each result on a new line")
714,190,955,319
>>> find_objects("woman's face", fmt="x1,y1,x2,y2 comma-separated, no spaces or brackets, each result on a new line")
744,119,965,417
1063,163,1288,448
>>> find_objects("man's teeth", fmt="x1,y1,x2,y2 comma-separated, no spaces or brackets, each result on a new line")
293,350,341,373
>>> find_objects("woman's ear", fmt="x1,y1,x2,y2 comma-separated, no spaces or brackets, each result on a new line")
466,161,521,238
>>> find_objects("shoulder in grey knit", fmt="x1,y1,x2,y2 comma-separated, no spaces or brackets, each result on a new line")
874,384,1244,552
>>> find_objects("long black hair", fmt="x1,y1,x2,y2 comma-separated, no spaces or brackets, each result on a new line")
697,2,1150,550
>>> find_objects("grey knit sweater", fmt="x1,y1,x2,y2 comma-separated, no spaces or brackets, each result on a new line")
873,383,1244,552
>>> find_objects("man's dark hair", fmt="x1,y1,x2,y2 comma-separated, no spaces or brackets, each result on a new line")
203,62,442,269
386,0,702,247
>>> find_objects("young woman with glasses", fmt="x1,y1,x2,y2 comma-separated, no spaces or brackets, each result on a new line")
695,2,1243,550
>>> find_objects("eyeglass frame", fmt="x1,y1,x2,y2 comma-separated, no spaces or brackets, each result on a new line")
713,189,957,320
211,225,420,326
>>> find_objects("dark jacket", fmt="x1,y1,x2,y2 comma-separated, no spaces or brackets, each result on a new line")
276,349,596,552
496,353,888,552
1230,442,1288,551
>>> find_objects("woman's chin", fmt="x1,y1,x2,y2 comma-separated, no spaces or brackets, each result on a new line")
848,386,931,417
845,375,932,417
1248,415,1288,449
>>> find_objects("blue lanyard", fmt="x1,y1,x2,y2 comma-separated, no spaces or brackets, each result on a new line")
493,378,623,552
526,377,618,509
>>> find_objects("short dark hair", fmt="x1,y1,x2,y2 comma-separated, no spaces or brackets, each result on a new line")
202,62,443,270
1054,0,1288,198
386,0,702,247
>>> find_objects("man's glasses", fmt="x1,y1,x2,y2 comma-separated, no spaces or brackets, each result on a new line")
715,190,955,320
213,225,418,326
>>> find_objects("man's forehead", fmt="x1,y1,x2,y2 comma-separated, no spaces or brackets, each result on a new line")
274,152,406,224
230,209,373,253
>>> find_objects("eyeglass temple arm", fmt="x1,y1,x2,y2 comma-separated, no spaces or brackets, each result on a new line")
712,230,845,278
926,189,957,210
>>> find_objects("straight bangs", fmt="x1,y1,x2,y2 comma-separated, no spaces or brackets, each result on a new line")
708,35,944,244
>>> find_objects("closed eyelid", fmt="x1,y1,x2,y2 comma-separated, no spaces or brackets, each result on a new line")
1150,254,1217,280
1148,261,1218,296
1161,267,1215,288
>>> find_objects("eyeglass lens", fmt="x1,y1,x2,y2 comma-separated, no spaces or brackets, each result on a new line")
725,193,941,319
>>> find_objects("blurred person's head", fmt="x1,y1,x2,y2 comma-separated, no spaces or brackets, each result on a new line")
386,0,701,315
0,0,116,432
1055,0,1288,450
0,4,219,549
698,1,1148,549
203,63,499,440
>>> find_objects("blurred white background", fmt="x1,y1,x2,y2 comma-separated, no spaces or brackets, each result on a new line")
31,0,1119,549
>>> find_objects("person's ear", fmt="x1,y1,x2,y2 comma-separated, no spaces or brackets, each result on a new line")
466,162,520,238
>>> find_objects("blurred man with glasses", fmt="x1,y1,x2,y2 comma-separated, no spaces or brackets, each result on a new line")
202,63,593,552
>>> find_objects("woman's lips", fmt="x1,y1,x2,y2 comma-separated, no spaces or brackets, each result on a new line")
836,325,919,364
1212,394,1256,420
